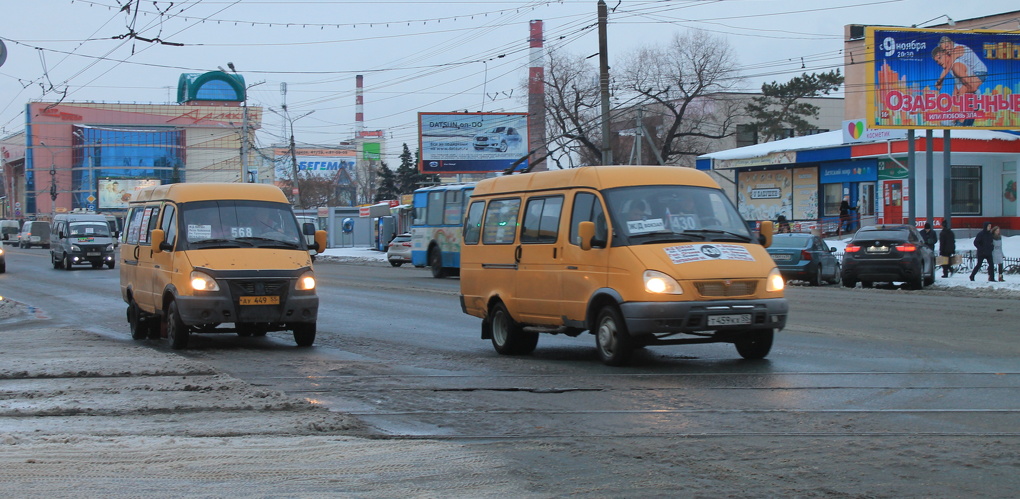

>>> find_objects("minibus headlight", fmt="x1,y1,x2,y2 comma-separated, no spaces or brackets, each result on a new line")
71,244,81,252
190,271,220,291
766,267,785,292
105,244,114,252
643,270,683,295
296,272,316,291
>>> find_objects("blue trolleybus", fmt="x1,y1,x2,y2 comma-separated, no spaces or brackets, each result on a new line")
411,183,475,278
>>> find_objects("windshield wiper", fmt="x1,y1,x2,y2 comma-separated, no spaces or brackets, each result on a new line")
628,231,705,244
236,236,301,249
682,229,752,242
189,238,250,248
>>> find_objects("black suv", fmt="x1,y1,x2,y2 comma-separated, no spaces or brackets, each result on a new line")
841,224,936,289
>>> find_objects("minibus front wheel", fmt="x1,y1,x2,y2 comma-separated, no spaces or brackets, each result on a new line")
165,300,190,350
489,302,537,355
595,306,633,367
293,323,316,347
734,328,774,360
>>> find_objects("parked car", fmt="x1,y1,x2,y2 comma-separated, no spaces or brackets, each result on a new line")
841,224,936,289
18,220,51,249
766,233,841,286
473,126,522,153
386,233,413,267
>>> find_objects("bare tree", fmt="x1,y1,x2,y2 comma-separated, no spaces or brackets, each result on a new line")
541,49,603,168
620,30,742,166
538,30,742,168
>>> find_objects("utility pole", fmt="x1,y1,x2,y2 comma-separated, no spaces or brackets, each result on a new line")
288,110,314,209
597,0,613,166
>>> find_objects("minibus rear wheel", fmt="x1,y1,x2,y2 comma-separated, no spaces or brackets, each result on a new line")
595,306,633,366
490,302,537,355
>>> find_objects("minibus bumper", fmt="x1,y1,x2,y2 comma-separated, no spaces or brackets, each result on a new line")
620,298,788,336
175,293,319,325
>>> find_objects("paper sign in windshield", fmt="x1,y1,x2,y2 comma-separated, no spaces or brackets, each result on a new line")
665,243,755,264
188,224,212,240
627,218,665,234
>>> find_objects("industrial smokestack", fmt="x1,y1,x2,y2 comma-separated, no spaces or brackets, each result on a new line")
355,75,365,138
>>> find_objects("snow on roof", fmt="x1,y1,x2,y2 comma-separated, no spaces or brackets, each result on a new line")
699,129,1020,161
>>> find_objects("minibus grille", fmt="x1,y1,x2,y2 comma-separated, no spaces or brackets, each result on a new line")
232,280,288,295
694,280,757,297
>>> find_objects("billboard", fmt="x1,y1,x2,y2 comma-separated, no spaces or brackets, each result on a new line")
98,178,160,209
866,27,1020,129
418,112,529,173
273,148,357,180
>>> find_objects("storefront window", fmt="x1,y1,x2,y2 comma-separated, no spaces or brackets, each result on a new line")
951,165,981,215
823,184,843,217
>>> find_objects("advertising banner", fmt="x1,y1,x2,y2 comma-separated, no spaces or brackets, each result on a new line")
98,178,160,209
273,148,357,180
418,112,529,173
866,27,1020,129
737,169,793,221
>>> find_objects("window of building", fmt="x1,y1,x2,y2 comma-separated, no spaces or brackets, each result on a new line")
736,124,757,148
951,165,981,215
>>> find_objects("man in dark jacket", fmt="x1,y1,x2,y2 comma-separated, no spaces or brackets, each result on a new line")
969,221,995,281
921,222,938,251
939,221,956,277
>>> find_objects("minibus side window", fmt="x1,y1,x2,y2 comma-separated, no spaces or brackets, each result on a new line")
482,198,521,245
160,204,177,249
125,208,144,245
521,196,563,244
569,192,608,247
463,201,485,245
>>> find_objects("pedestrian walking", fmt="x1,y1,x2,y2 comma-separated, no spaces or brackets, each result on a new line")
920,222,938,251
969,221,995,282
837,196,855,236
939,221,956,278
991,225,1005,281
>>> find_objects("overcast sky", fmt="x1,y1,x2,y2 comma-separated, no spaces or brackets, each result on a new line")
2,0,1018,163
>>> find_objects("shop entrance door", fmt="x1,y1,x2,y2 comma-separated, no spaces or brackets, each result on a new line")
883,181,903,224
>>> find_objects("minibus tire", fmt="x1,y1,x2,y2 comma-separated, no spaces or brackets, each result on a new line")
64,255,74,270
490,302,537,355
595,306,633,366
735,329,773,360
166,301,189,350
128,301,148,340
293,323,316,347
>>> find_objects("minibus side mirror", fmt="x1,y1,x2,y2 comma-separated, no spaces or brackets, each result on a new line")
578,221,595,251
150,229,166,254
758,220,774,248
313,230,327,253
302,222,316,236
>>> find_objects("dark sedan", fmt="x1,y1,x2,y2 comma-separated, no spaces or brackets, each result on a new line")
841,224,936,289
766,233,840,286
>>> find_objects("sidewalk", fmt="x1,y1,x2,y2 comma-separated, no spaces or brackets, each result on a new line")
0,300,529,497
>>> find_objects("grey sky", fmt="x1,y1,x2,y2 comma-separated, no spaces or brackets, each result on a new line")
1,0,1017,163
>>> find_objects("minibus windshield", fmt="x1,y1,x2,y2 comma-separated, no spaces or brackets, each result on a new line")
182,200,303,249
604,185,752,246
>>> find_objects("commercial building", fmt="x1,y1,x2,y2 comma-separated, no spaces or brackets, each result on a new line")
1,71,262,220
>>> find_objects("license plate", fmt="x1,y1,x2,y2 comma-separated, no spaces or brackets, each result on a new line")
866,245,889,253
771,254,792,261
239,296,280,305
707,314,751,326
86,252,101,256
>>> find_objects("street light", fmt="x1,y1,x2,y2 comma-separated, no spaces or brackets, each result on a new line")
269,107,314,208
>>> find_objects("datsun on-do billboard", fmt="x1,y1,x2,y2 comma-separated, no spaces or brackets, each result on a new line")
418,112,529,174
866,27,1020,129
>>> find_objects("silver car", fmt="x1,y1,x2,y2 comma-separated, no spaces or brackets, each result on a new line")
386,233,413,267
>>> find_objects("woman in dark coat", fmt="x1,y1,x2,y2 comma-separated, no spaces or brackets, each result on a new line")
939,221,956,278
